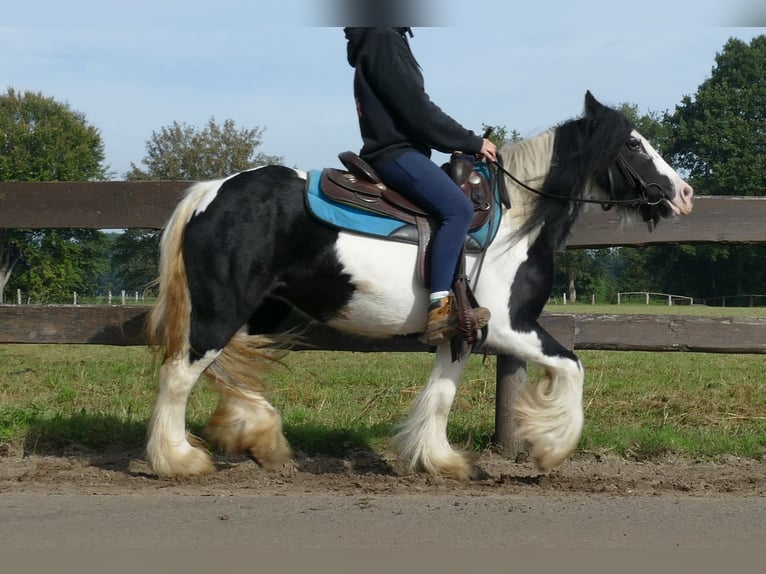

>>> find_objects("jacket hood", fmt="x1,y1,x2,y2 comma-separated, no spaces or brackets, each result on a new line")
344,27,413,67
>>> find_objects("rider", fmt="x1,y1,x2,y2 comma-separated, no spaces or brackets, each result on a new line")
344,26,497,346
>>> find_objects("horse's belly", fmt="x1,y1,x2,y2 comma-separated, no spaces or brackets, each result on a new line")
327,233,428,337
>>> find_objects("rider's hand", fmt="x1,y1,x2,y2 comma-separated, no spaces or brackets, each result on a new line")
479,138,497,162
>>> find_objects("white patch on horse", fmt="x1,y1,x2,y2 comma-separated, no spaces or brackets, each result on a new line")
634,130,693,215
328,233,425,337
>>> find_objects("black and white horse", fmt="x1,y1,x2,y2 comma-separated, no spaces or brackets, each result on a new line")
145,93,693,479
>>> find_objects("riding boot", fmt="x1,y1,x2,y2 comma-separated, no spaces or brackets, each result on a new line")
419,295,491,346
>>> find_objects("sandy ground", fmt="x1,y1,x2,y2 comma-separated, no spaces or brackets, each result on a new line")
2,448,765,497
2,450,766,552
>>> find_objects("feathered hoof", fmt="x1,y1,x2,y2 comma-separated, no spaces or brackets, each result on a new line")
246,430,293,469
528,444,570,472
147,439,215,478
415,450,477,481
204,404,292,469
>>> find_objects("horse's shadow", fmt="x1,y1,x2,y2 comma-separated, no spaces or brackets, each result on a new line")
284,423,395,476
13,414,395,477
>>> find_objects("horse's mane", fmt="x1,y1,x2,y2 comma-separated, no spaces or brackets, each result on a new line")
506,104,635,249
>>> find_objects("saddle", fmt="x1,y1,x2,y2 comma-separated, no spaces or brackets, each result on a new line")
323,151,493,234
317,151,499,350
320,152,495,283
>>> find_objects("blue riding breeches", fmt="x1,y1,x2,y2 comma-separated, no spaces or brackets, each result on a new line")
376,151,474,293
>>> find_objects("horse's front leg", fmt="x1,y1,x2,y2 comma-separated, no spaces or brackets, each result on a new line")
493,321,585,470
392,344,474,480
488,320,584,472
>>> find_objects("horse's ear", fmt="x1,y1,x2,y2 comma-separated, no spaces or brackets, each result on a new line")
584,91,603,116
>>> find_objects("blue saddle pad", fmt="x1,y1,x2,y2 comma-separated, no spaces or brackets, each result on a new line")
304,164,502,250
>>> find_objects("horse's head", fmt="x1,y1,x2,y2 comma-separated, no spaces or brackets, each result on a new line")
585,91,694,229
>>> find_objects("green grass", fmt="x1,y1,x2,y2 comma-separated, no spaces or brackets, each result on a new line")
1,337,764,462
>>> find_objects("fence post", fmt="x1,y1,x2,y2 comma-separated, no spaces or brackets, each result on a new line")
617,292,621,305
16,289,21,305
494,354,527,455
121,290,126,305
646,292,650,305
73,292,77,305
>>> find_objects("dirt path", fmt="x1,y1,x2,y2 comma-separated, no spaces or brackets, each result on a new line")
2,450,766,549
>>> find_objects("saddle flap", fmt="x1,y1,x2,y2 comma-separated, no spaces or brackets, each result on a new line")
320,168,418,225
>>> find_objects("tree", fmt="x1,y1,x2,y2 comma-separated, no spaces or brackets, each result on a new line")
0,88,108,303
669,36,766,196
125,118,282,180
113,118,283,292
662,35,766,301
481,123,523,149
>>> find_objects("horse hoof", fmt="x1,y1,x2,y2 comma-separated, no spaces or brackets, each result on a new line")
148,442,215,478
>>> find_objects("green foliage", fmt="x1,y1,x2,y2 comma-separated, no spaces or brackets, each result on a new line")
667,36,766,196
481,123,523,148
0,88,109,303
0,88,106,181
657,36,766,301
110,229,161,293
556,37,766,303
7,229,109,303
125,117,283,181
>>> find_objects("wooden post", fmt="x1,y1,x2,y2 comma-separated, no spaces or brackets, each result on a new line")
16,289,21,305
494,354,528,455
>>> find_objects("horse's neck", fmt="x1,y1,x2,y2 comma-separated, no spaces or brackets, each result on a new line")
499,130,555,224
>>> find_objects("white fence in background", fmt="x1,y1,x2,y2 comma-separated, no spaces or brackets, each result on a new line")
617,292,694,306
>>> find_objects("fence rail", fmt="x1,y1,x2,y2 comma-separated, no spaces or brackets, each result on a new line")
2,182,766,452
2,182,766,246
2,305,764,354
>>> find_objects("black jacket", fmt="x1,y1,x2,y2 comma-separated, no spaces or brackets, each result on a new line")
344,27,483,169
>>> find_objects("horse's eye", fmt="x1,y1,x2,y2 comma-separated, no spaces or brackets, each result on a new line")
626,138,643,152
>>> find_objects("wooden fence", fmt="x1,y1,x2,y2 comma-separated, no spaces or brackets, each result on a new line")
2,182,766,451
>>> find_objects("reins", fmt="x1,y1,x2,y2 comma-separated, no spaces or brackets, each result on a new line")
487,153,667,209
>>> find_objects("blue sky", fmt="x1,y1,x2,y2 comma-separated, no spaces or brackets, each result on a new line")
2,1,765,178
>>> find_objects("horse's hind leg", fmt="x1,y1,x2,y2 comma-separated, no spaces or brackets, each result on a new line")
146,351,220,477
202,331,292,468
204,382,292,468
392,344,473,480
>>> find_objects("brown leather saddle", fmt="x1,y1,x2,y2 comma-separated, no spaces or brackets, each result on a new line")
322,151,493,234
319,151,495,285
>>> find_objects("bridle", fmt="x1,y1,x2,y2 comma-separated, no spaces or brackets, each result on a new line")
488,151,668,210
